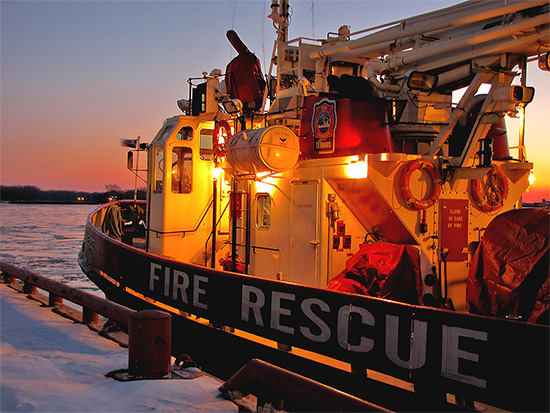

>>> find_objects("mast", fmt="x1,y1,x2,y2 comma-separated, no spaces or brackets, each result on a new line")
268,0,290,96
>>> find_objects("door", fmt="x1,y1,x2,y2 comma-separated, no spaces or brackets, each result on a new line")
289,181,319,286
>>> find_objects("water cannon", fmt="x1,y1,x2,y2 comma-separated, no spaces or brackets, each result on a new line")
491,85,535,116
539,50,550,71
492,85,535,104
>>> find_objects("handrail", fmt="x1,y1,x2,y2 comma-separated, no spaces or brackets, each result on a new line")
148,196,214,237
220,359,390,412
0,260,135,329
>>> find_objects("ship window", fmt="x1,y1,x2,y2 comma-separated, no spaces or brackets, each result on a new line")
154,146,164,193
199,129,214,160
256,193,271,228
176,126,193,141
171,147,193,194
157,124,174,142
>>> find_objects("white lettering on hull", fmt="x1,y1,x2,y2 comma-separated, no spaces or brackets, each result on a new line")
149,262,208,310
337,304,375,352
239,282,487,388
241,285,265,326
300,298,331,342
147,262,489,389
271,291,295,334
385,314,427,369
442,325,488,388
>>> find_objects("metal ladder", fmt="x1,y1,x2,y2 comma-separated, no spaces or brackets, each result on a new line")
230,180,251,273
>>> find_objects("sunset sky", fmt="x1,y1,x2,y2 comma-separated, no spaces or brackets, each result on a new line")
1,1,548,202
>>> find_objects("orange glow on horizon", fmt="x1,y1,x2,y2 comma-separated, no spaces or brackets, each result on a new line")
1,1,548,202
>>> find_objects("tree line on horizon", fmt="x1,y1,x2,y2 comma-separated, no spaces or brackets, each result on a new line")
0,185,146,203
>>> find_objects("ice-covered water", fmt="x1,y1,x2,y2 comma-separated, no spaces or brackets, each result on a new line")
0,203,100,292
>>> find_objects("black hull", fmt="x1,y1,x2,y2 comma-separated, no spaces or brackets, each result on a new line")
79,250,421,410
80,202,549,412
79,253,152,311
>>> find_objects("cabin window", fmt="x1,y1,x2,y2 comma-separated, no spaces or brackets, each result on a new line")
157,124,174,142
171,147,193,194
154,146,164,193
176,126,193,141
199,128,214,160
256,193,271,228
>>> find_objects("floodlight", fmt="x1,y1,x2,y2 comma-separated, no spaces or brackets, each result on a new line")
407,71,438,92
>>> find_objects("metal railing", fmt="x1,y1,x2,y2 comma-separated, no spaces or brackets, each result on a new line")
220,359,390,412
0,260,134,329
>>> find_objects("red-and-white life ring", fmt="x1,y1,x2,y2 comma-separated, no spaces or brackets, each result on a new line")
213,120,232,158
471,164,509,212
400,159,442,210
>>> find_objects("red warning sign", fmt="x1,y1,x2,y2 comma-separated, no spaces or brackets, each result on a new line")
440,199,469,261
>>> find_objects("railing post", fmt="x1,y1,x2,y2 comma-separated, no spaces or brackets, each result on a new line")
82,307,99,324
49,292,63,307
23,281,37,294
2,273,16,284
128,310,172,379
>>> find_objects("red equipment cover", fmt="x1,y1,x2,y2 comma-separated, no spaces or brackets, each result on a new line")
298,96,394,159
225,30,265,107
327,242,422,305
467,208,549,324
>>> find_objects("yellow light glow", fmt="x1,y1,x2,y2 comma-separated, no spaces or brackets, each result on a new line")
212,165,223,181
256,171,271,179
255,176,277,195
529,170,535,187
381,153,388,161
345,158,369,179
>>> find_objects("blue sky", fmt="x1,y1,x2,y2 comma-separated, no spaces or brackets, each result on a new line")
1,0,548,200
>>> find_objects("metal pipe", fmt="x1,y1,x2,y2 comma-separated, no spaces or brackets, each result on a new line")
377,13,549,75
366,63,401,92
245,180,252,273
0,260,135,328
134,136,140,203
435,64,472,86
516,57,528,209
211,178,217,269
390,29,548,79
310,0,547,60
220,359,390,412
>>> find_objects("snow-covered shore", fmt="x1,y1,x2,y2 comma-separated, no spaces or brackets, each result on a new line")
0,285,237,412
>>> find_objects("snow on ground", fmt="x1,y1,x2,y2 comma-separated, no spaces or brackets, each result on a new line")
0,285,237,412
